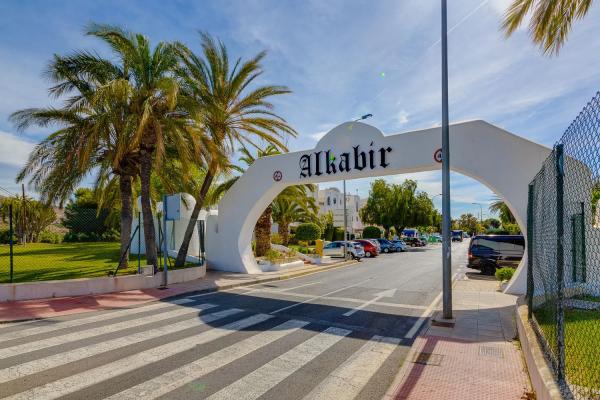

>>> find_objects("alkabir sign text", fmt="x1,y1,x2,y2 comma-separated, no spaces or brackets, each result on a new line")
299,141,392,178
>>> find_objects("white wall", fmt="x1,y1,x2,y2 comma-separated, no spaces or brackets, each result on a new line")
206,120,551,293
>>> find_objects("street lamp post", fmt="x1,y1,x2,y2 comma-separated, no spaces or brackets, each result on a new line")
343,114,373,260
472,202,483,232
441,0,452,320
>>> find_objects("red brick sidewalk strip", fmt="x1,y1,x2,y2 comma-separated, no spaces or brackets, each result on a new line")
384,277,533,400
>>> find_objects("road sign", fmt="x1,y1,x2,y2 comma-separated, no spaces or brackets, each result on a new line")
434,148,442,163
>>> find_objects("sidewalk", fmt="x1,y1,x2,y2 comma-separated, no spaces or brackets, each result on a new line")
0,260,356,323
385,274,533,400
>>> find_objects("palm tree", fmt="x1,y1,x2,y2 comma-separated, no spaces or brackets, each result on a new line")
489,196,516,224
10,51,141,268
86,24,195,268
272,193,318,246
502,0,594,55
173,33,296,266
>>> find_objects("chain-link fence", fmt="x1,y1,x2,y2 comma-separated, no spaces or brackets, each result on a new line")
527,91,600,399
0,194,206,284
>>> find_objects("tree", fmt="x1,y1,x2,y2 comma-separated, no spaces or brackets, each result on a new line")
272,192,318,246
360,179,394,237
501,0,594,55
11,47,142,268
174,33,296,266
84,24,196,269
489,197,516,225
363,226,382,239
0,196,56,243
482,217,501,230
457,213,479,235
295,223,321,243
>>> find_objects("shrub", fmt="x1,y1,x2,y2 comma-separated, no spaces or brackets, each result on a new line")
0,228,17,244
495,267,515,282
363,226,382,239
265,249,282,264
295,223,322,242
39,230,63,244
333,227,345,241
271,233,282,245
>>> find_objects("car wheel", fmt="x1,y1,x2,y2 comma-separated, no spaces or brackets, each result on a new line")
365,251,372,258
383,248,389,253
482,263,496,276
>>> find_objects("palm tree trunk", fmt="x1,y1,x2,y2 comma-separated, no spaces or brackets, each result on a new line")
139,152,157,267
174,170,215,267
119,175,133,269
278,220,289,246
254,205,272,257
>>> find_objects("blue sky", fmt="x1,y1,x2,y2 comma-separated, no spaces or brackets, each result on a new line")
0,0,599,219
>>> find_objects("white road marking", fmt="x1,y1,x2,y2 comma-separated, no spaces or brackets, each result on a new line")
342,288,397,317
270,278,373,314
302,335,401,400
5,312,271,400
0,298,195,341
104,319,310,400
206,326,351,400
234,289,427,310
0,306,238,383
0,303,217,359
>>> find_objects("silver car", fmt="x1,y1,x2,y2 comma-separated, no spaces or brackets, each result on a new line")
323,241,364,260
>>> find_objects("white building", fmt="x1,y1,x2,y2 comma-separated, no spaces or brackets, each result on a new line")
317,187,364,234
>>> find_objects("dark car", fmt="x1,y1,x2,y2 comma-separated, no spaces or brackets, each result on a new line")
468,235,525,275
356,239,379,258
375,238,395,253
404,237,426,247
451,230,463,242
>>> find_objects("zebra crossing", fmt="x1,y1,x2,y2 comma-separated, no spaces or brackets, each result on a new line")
0,293,411,400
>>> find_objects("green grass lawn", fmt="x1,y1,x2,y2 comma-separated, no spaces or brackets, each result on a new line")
0,242,166,283
535,306,600,392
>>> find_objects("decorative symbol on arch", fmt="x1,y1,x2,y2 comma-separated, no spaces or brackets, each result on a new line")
434,148,443,163
273,170,283,181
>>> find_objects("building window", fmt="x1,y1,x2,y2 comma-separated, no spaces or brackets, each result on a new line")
333,198,336,205
327,196,331,206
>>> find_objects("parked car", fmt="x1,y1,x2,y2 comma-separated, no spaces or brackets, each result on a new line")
390,240,408,252
451,230,464,242
404,237,426,247
356,239,379,258
323,241,364,260
467,235,525,275
374,238,395,253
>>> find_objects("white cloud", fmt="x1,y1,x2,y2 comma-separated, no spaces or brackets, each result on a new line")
397,109,409,125
0,131,34,168
309,130,328,141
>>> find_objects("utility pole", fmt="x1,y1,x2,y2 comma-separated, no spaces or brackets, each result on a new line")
441,0,452,319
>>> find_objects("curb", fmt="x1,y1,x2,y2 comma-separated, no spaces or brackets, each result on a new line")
515,296,562,400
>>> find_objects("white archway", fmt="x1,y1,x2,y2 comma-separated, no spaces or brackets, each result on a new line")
205,120,551,294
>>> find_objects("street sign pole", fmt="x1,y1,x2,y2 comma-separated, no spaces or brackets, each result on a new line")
441,0,453,319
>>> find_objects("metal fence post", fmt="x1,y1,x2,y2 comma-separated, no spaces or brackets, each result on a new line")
9,204,14,283
137,212,141,274
555,144,566,385
527,183,534,319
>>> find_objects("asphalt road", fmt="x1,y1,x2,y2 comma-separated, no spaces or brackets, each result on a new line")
0,241,470,400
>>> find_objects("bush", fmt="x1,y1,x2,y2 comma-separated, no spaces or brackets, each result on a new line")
363,226,382,239
39,230,63,244
333,227,345,241
265,249,282,264
0,228,17,244
271,233,282,245
495,267,515,282
295,223,322,242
